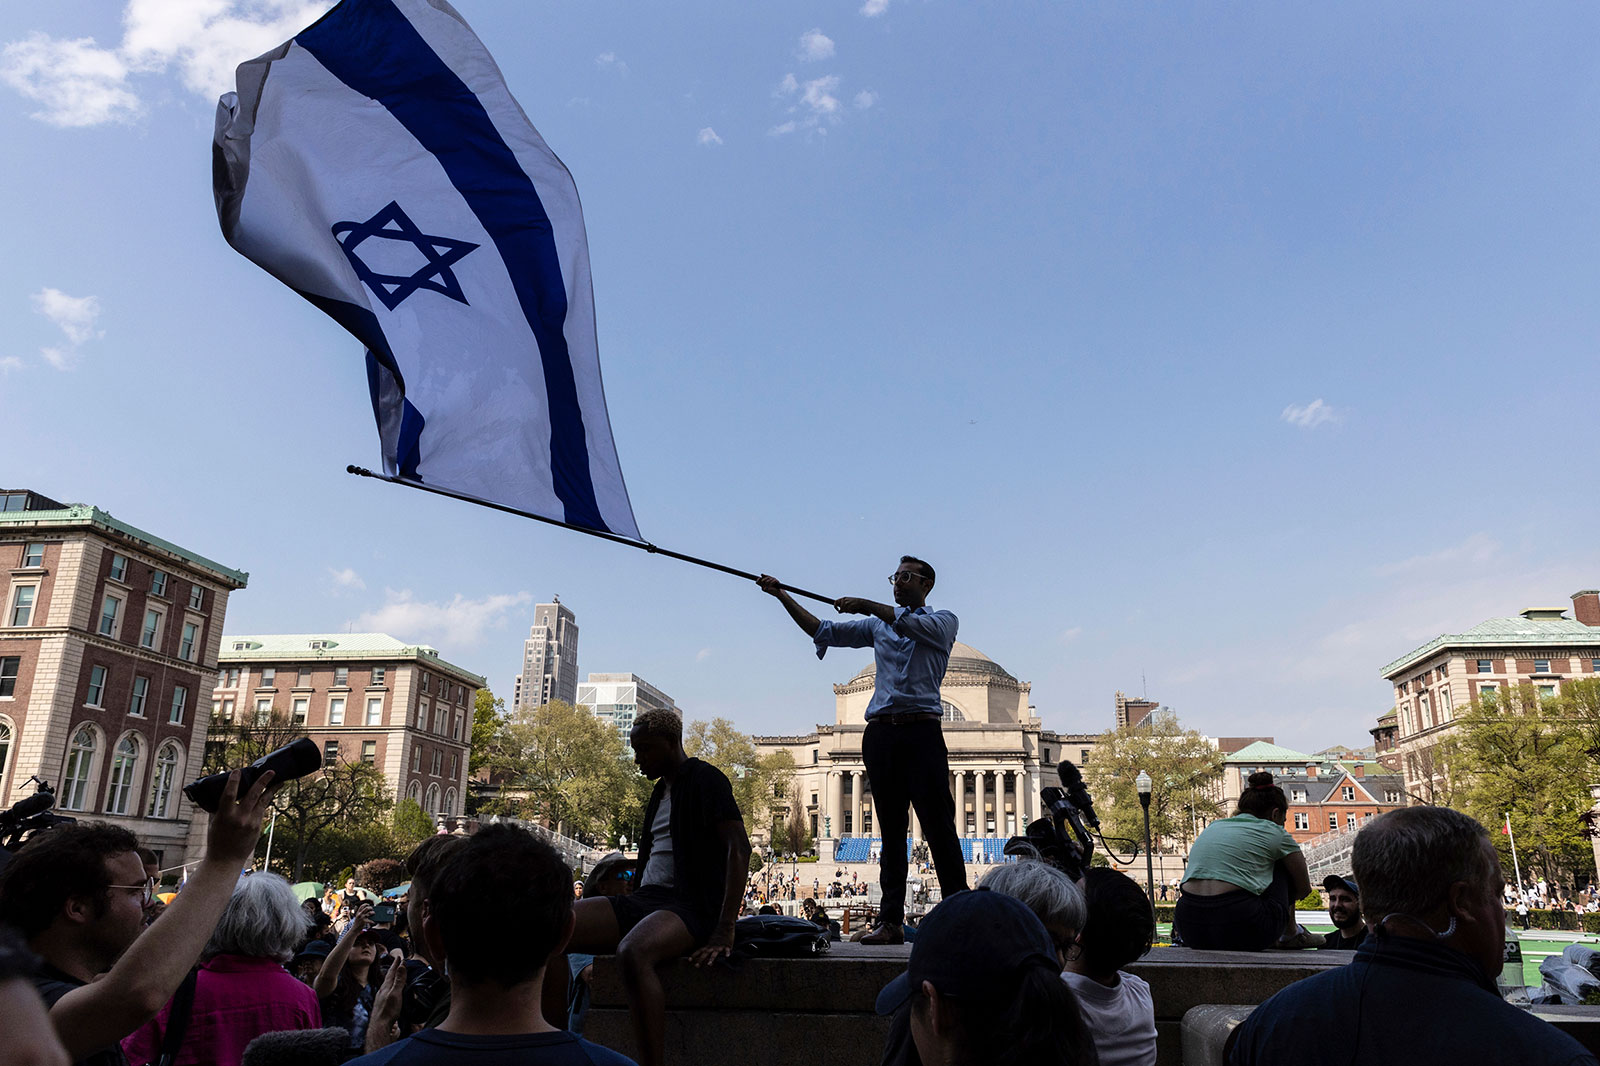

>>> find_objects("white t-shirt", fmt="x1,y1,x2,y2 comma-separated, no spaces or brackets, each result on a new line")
641,790,676,889
1062,970,1157,1066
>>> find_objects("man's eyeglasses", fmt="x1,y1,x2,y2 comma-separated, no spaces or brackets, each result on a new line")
109,878,157,905
888,572,925,585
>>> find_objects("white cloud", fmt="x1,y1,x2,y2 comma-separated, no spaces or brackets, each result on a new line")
776,72,798,96
861,0,891,15
1058,626,1083,645
854,89,877,109
771,75,846,137
767,120,797,137
348,588,532,651
595,51,628,75
1280,398,1340,429
0,33,139,127
30,288,102,370
0,356,23,374
327,566,366,592
39,347,74,370
800,75,841,116
2,2,330,127
797,29,835,62
696,126,723,146
1375,533,1499,578
696,647,713,662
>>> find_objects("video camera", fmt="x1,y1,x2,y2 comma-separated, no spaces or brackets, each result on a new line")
1003,760,1101,881
0,780,75,861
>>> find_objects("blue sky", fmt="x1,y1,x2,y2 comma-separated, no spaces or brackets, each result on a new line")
3,1,1597,753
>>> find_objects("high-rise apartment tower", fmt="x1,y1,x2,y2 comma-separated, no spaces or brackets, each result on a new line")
514,598,578,709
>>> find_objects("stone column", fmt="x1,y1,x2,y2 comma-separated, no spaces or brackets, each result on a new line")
1013,769,1027,827
953,770,967,835
910,805,922,843
851,771,864,838
974,770,987,837
824,771,838,837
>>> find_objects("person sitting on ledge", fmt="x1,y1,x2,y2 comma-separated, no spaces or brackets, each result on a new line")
1175,772,1315,950
1061,868,1156,1066
557,709,750,1066
1229,806,1598,1066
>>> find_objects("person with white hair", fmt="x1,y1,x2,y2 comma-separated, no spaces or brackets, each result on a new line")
121,872,321,1066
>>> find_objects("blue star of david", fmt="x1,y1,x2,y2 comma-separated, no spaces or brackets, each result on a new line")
331,201,480,311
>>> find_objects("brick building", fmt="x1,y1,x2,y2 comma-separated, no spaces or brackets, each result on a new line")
1221,740,1404,841
1380,590,1600,802
0,489,248,867
215,634,482,821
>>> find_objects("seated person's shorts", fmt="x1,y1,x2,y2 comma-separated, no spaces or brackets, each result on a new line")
608,884,714,944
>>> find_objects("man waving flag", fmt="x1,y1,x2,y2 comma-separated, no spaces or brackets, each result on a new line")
214,0,640,539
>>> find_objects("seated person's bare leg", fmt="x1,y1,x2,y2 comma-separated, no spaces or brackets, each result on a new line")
616,910,698,1066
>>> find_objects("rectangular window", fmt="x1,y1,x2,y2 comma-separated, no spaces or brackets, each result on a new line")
109,553,128,581
1341,786,1355,801
430,751,442,775
222,698,234,723
449,754,458,778
361,741,377,764
150,570,167,597
366,697,382,725
412,747,421,771
98,594,120,636
169,685,187,724
292,697,308,725
140,608,162,649
10,585,36,626
87,664,107,706
1538,684,1557,698
372,666,385,685
416,701,428,729
254,698,272,724
179,622,198,662
1291,789,1306,802
453,714,463,740
227,668,239,687
421,673,431,693
1478,684,1497,697
329,697,346,726
1476,659,1492,673
22,543,44,567
1294,812,1309,830
1347,814,1358,829
130,676,149,716
297,667,312,687
187,585,205,610
1534,658,1551,673
260,667,275,687
1385,790,1400,803
1328,813,1339,830
1593,659,1600,672
0,657,19,698
334,666,348,686
324,740,340,764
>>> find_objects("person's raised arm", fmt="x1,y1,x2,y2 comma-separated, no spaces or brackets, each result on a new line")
757,575,821,637
48,770,276,1060
890,607,957,650
314,902,373,1000
1283,850,1312,902
690,819,752,969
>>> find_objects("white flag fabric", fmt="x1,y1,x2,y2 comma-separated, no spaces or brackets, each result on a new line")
213,0,640,539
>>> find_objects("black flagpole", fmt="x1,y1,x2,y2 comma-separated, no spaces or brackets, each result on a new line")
346,465,837,605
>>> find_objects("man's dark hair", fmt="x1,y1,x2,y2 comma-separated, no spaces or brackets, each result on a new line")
0,822,141,937
428,825,572,986
1236,772,1287,820
900,555,935,585
405,832,468,906
1077,868,1154,976
136,848,159,868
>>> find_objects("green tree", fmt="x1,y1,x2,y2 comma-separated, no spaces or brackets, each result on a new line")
487,699,635,841
1082,710,1225,853
684,717,794,832
771,784,814,856
470,687,505,775
391,798,435,849
1441,683,1596,887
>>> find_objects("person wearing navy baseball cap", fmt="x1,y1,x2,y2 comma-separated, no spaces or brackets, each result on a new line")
875,890,1097,1066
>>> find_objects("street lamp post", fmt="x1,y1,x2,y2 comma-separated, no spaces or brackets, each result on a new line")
1136,771,1154,909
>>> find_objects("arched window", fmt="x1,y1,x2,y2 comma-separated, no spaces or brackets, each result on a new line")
443,787,457,815
0,720,12,798
105,734,142,815
146,743,181,818
940,701,964,722
62,726,97,811
407,780,421,802
425,783,440,815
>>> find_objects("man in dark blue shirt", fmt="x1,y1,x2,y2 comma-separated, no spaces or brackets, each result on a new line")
1230,806,1597,1066
760,555,968,944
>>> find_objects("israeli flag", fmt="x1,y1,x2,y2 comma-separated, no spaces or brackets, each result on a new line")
213,0,640,539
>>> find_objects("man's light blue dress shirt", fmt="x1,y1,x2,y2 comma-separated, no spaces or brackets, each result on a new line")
813,605,959,719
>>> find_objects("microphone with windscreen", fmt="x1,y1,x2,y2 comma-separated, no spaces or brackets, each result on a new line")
184,738,322,813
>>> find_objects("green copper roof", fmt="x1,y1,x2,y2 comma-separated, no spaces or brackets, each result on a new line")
219,633,485,685
1382,614,1600,678
1224,740,1313,764
0,503,248,586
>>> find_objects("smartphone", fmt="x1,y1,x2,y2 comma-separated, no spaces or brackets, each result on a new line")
372,902,396,923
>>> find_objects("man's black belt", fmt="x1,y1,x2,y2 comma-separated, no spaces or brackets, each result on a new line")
869,712,942,725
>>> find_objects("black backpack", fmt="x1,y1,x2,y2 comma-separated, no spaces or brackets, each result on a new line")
732,914,831,957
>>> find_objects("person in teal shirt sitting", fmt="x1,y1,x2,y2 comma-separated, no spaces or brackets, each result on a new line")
1176,772,1314,950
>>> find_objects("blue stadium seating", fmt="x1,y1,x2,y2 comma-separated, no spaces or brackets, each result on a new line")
833,838,1016,864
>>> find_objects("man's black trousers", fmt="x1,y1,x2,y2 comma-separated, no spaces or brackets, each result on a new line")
861,718,969,926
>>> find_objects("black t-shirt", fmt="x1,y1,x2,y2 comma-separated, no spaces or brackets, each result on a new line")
33,962,129,1066
1320,926,1368,950
634,759,744,929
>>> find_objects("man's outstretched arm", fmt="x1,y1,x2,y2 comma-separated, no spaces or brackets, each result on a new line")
690,819,752,968
757,575,821,636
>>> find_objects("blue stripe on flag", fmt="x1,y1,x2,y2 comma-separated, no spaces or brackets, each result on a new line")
299,287,425,480
297,0,609,532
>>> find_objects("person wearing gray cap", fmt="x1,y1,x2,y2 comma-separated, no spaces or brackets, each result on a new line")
875,889,1097,1066
1320,875,1366,950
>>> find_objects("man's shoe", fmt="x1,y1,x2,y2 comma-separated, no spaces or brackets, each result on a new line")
859,923,905,945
